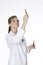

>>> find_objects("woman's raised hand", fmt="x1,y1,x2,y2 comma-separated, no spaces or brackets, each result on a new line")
23,9,29,23
21,9,29,30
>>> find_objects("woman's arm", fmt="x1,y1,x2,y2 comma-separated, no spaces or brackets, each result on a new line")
21,9,29,30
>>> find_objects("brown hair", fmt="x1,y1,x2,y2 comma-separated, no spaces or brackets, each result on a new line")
8,15,18,33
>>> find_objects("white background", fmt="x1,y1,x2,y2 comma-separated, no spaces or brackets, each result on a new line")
0,0,43,65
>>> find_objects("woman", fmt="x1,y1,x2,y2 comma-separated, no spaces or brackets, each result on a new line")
6,10,35,65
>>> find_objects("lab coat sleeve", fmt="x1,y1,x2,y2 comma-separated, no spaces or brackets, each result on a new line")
23,38,30,53
6,29,25,45
26,46,30,53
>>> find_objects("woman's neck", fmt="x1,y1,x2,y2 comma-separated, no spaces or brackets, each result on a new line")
11,28,17,34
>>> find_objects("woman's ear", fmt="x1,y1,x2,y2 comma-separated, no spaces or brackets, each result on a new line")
17,22,19,27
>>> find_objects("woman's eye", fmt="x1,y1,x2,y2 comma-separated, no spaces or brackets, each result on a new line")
13,20,15,22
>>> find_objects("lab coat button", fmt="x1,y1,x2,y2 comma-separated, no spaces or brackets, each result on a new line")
22,39,24,42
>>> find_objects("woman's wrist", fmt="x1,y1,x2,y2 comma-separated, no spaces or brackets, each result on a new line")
21,22,27,30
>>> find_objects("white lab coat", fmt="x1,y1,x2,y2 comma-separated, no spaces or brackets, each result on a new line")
6,29,29,65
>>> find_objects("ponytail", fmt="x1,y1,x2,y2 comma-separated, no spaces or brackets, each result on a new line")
8,26,11,33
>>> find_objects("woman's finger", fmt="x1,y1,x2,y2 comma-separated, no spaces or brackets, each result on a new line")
25,9,29,17
33,42,35,48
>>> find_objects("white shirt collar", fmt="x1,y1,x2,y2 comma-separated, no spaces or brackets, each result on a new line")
10,31,16,36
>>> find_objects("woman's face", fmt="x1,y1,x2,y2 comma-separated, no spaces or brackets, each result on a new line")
9,17,19,30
